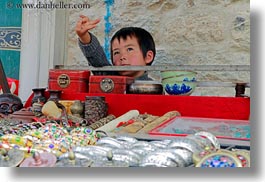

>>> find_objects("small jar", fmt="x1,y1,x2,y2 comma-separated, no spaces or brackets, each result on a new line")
31,88,46,106
84,96,108,125
47,90,62,103
70,100,84,118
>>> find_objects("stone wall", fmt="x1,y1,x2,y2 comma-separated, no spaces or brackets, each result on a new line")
66,0,250,96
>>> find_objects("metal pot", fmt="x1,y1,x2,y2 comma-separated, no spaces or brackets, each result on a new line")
126,81,163,95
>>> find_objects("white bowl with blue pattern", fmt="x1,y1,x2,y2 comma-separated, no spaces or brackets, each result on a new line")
162,81,196,95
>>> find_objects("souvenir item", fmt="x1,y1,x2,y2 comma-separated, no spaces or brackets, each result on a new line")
48,69,90,93
111,149,141,167
149,116,250,141
90,159,129,167
126,81,163,95
96,110,139,132
73,146,113,161
9,108,35,123
0,94,23,115
168,138,204,154
70,100,84,118
132,141,157,151
161,71,197,95
0,149,24,167
186,134,214,151
31,88,46,106
88,114,116,130
19,152,57,167
194,131,220,150
89,75,134,94
0,59,23,115
96,137,123,149
170,148,193,167
115,136,138,144
69,127,99,146
140,150,185,167
195,150,242,167
58,100,74,115
47,90,62,102
84,96,108,125
41,101,62,119
231,149,250,167
55,151,93,167
67,114,88,127
32,102,43,117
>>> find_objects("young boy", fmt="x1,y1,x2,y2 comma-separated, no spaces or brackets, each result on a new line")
75,15,156,80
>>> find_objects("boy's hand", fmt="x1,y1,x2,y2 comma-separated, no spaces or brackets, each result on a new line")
75,15,100,44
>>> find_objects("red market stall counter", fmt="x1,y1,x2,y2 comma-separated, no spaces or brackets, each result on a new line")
26,93,250,120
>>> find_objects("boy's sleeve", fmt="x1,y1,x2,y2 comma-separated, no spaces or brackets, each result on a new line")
78,33,112,67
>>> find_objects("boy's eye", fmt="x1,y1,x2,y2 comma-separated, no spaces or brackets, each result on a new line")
127,47,133,52
113,51,120,56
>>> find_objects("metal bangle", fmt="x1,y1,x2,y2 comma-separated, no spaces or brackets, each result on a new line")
194,131,220,150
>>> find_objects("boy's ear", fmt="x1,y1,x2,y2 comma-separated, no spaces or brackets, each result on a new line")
144,50,154,64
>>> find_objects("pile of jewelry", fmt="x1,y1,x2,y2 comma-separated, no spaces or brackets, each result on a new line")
0,121,101,159
0,128,250,167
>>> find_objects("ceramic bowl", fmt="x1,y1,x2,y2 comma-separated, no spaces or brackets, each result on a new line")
162,81,196,95
162,75,197,83
161,71,197,82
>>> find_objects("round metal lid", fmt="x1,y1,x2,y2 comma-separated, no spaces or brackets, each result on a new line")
55,151,93,167
20,152,57,167
0,149,24,167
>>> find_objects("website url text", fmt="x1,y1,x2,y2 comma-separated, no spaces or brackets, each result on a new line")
6,1,91,9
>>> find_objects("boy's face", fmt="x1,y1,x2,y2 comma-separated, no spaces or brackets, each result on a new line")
111,36,153,78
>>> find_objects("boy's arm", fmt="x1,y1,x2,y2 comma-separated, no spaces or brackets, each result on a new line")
78,32,112,67
78,32,119,76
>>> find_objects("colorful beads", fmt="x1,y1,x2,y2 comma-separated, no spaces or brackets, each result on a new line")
0,122,100,159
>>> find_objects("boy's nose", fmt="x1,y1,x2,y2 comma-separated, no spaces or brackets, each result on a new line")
120,57,126,61
120,54,127,62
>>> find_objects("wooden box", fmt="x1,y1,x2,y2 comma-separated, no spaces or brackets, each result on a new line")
89,75,134,94
48,69,90,93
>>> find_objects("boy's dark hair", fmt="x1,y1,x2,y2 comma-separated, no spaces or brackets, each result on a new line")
110,27,156,65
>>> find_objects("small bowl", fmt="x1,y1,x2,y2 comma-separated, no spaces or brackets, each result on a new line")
162,76,196,83
162,81,196,95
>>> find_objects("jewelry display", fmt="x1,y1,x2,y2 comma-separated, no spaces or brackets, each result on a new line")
72,145,113,161
195,150,242,167
140,151,183,167
168,138,204,154
0,99,249,168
